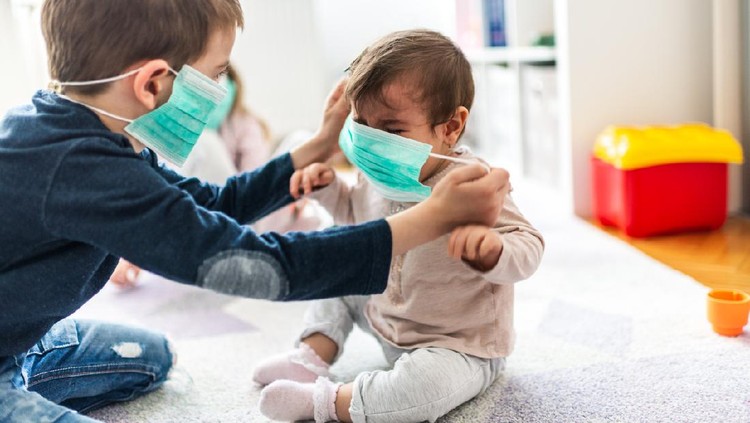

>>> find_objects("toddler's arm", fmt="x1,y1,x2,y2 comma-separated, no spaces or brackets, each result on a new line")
449,193,544,283
290,163,358,225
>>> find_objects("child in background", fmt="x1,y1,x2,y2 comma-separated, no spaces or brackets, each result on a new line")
0,1,511,419
254,29,545,423
209,65,273,172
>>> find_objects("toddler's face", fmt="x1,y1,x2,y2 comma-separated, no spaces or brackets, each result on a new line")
352,79,455,182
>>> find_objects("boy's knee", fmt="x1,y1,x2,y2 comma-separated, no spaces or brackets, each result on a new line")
107,328,175,384
158,336,177,381
148,335,175,383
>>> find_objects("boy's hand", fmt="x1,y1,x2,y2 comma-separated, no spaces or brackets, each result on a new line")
448,225,503,271
385,165,509,257
290,163,335,199
290,79,350,169
316,78,350,150
429,165,510,230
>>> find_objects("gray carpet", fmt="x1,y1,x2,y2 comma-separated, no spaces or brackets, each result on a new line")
75,189,750,422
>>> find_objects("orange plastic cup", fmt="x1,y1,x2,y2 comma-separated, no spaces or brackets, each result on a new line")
707,289,750,336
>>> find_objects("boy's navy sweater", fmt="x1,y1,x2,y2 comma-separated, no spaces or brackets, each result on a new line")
0,91,391,356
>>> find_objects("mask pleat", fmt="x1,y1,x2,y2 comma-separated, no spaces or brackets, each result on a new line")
338,116,433,202
124,65,228,166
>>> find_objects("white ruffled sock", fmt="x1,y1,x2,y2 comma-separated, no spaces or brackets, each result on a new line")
258,376,341,423
252,342,331,386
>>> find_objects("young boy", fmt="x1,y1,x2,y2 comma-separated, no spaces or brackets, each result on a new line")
254,30,544,423
0,2,509,422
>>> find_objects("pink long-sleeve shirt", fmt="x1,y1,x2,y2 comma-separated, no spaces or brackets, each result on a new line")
310,147,544,358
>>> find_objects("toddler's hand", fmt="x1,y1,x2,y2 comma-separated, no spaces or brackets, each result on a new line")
290,163,335,199
448,225,503,272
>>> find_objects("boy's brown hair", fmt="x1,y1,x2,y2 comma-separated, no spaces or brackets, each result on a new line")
346,29,474,132
42,0,244,95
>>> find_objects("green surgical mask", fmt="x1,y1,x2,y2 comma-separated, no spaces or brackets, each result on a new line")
55,65,227,167
205,76,237,131
339,116,485,203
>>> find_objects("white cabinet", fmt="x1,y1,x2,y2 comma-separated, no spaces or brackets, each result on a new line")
465,64,521,173
460,0,730,216
521,65,559,187
457,0,559,185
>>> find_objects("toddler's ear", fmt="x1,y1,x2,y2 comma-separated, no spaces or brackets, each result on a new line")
443,106,469,147
131,59,173,111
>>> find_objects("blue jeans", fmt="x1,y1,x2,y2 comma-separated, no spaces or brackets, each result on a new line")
0,319,173,423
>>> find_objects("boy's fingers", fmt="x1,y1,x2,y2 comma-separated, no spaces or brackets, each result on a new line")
290,175,301,199
326,78,348,108
465,230,483,261
303,174,313,195
445,164,490,185
449,229,461,258
479,234,498,259
452,228,470,259
477,168,510,193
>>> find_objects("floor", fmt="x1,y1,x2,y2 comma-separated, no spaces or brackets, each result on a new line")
593,215,750,292
82,193,750,423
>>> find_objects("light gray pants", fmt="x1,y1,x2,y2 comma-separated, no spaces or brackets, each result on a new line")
298,296,506,423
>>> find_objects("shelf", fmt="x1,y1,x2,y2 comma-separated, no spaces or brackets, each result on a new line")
465,46,556,64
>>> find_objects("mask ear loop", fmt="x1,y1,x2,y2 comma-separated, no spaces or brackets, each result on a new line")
51,65,180,122
48,66,178,94
429,152,491,173
49,67,144,94
57,94,134,124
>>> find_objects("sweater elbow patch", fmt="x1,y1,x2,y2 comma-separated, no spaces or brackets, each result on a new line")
197,250,289,300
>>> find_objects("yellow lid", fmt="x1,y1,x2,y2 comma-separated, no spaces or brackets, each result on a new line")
593,123,744,170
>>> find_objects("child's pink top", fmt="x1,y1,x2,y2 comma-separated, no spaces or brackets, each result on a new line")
218,112,272,173
310,147,544,358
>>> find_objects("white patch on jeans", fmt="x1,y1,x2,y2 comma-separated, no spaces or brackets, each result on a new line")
111,342,143,358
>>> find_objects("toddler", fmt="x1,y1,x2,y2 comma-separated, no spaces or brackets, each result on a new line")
254,29,544,423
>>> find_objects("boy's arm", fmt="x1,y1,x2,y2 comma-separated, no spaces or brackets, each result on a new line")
152,151,296,225
44,142,390,301
44,143,507,300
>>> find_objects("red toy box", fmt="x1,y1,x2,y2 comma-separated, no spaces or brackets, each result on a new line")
591,124,744,237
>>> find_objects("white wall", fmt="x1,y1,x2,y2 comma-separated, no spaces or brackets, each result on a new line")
556,0,714,217
0,0,46,116
312,0,455,85
231,0,326,139
232,0,455,139
0,0,455,139
713,0,744,214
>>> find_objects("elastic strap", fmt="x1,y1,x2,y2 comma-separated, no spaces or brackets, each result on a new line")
430,152,491,172
58,94,134,124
